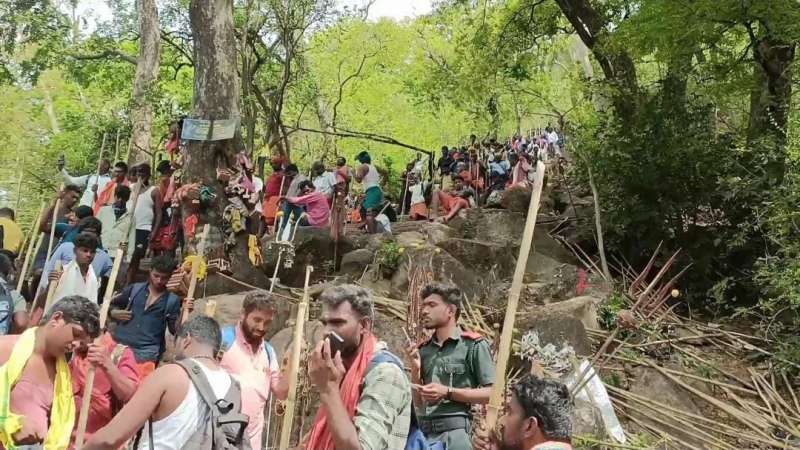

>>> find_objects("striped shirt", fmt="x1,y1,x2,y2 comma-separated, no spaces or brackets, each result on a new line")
356,344,412,450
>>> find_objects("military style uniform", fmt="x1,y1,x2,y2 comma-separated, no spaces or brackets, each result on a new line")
417,327,495,450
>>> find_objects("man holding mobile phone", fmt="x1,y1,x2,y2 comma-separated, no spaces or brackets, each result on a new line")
307,284,412,450
403,282,495,450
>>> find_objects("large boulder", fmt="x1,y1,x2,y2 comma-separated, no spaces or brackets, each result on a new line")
628,366,706,448
420,222,456,246
436,238,516,279
261,227,356,287
522,316,592,356
340,249,374,275
515,295,604,355
401,245,487,301
395,231,426,248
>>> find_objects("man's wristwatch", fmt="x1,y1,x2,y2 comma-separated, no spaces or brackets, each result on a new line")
446,387,453,400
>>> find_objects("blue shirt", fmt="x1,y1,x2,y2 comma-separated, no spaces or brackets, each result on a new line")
37,242,114,296
111,282,181,363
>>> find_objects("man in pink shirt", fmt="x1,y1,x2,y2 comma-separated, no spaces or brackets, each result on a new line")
283,180,331,227
69,330,140,447
219,291,289,450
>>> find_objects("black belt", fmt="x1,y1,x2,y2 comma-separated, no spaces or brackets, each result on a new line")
419,416,470,434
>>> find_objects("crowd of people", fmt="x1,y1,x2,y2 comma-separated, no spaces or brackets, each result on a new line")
0,124,571,449
0,256,575,450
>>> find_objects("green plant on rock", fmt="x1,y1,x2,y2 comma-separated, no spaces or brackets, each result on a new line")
598,291,630,330
377,242,404,275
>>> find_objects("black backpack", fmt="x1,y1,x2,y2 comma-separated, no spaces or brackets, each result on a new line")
0,279,15,336
135,359,251,450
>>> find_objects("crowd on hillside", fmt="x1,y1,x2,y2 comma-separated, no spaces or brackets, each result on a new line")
0,124,572,450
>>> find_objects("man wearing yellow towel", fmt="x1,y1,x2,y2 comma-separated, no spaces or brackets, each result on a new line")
0,295,100,449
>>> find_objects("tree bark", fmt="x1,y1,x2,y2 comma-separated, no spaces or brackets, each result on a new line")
186,0,268,290
129,0,161,165
747,35,795,184
554,0,638,117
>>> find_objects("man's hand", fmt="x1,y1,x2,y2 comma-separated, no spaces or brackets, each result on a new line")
87,340,112,371
402,342,421,378
91,184,99,193
110,308,132,322
419,383,449,403
13,419,43,445
308,338,345,393
48,270,63,283
183,297,194,311
472,422,500,450
119,242,129,254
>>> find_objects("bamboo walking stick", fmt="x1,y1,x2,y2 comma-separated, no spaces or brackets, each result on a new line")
484,161,546,431
75,248,125,450
180,224,210,325
113,129,121,162
278,265,313,450
43,260,63,313
17,202,46,291
92,133,108,204
44,194,62,267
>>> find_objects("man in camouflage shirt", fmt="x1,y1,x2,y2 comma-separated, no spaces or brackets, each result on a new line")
405,282,495,450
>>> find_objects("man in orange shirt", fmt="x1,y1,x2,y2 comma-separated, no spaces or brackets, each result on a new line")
70,330,140,446
93,162,130,215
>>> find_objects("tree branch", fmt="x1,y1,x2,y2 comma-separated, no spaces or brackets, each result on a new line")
160,30,194,64
287,126,433,156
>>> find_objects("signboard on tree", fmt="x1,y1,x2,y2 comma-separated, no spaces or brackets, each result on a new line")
181,118,239,141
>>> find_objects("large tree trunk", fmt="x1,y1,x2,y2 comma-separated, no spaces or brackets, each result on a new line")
129,0,161,165
554,0,638,117
748,35,795,184
186,0,268,292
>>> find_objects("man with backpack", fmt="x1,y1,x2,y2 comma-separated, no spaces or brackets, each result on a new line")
0,252,29,334
307,284,413,450
85,315,250,450
219,291,289,450
109,255,182,378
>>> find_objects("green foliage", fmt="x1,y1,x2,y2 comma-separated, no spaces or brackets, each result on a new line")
376,241,404,273
597,291,629,330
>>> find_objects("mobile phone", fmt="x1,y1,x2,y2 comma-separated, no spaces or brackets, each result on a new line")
326,331,346,357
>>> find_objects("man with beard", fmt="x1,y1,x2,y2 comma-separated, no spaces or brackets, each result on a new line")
307,284,412,450
403,282,495,450
472,376,573,450
219,291,289,450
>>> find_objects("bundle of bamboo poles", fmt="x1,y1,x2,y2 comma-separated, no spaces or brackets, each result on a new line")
569,245,800,448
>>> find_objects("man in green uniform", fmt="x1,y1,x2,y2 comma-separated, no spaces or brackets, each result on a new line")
404,282,495,450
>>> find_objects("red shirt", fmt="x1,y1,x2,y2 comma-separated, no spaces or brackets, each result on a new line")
69,334,140,445
264,172,285,198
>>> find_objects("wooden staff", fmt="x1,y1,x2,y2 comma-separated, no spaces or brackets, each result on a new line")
180,224,210,324
484,160,546,431
74,248,125,450
278,265,313,450
113,128,121,162
273,176,286,234
43,260,63,313
92,133,108,204
400,171,411,216
44,192,63,267
16,202,46,291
